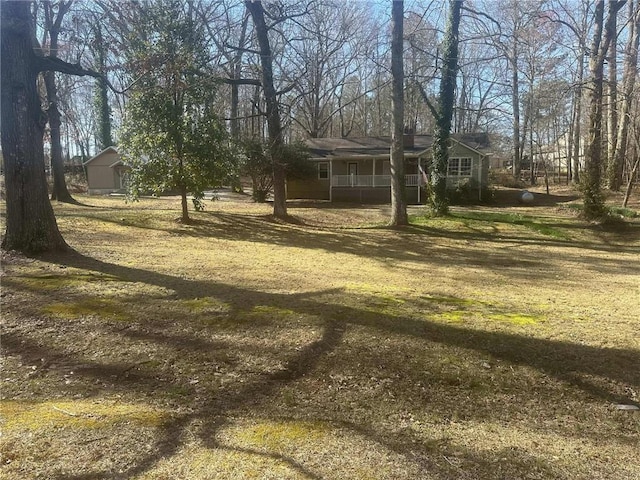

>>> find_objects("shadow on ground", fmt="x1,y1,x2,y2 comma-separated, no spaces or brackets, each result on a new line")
4,245,638,479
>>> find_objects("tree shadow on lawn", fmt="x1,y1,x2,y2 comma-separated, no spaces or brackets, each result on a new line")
6,250,639,478
488,188,581,208
37,249,640,398
163,211,640,280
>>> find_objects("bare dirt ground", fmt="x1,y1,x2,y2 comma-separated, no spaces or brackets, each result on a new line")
1,186,639,479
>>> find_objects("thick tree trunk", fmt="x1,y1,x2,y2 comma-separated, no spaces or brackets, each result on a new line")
430,0,462,216
583,1,624,219
390,0,408,226
605,10,618,186
43,0,76,203
1,2,68,253
511,43,521,181
583,2,607,218
95,75,112,149
610,0,639,190
88,19,114,150
180,185,190,223
45,71,75,203
246,0,287,218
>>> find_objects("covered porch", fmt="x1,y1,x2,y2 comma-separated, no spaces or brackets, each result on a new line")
329,157,426,204
331,174,421,187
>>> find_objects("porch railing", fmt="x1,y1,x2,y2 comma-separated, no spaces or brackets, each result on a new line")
332,174,422,187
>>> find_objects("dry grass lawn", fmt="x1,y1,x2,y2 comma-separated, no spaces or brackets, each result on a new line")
1,187,639,479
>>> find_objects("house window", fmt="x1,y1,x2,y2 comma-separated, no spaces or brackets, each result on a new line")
318,162,329,179
447,158,472,177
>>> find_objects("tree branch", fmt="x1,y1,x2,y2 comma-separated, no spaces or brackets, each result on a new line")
223,43,262,56
275,82,297,96
415,81,440,121
36,56,101,78
219,77,262,86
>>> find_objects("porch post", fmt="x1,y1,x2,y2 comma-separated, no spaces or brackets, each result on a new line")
373,158,376,186
329,159,333,202
478,155,483,202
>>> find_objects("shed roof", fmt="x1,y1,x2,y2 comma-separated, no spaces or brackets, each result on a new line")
83,146,119,166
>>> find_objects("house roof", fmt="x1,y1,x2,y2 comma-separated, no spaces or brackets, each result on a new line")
83,146,118,166
305,133,491,160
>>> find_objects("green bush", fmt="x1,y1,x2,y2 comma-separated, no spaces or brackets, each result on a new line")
447,178,494,205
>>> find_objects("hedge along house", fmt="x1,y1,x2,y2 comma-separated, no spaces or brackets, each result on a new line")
83,146,130,194
287,132,491,204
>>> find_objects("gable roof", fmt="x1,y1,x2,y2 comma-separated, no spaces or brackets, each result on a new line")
305,133,491,160
83,146,118,166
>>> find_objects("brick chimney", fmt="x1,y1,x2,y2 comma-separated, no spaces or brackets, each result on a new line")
403,126,414,148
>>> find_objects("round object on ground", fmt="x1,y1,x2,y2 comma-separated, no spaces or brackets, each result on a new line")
520,190,534,203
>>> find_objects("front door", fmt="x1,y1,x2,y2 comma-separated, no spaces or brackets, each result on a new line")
348,162,358,186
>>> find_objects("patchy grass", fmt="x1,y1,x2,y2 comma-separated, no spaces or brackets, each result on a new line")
2,400,167,431
1,190,639,479
43,297,130,321
410,210,573,239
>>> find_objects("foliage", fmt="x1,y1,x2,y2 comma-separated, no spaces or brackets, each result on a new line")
239,138,271,203
427,0,462,217
239,138,314,203
118,0,235,219
121,94,233,211
609,206,638,218
447,178,494,205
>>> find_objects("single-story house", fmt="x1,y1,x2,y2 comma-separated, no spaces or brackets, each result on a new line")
83,146,130,194
287,132,491,204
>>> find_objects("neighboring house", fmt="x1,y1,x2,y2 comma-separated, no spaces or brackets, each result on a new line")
287,132,491,204
84,146,129,194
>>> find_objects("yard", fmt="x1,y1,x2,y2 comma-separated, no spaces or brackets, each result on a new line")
1,188,639,479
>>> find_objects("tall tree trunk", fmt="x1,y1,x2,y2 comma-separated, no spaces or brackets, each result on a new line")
571,7,590,185
571,53,584,185
91,22,113,151
390,0,408,226
180,185,190,223
44,0,76,203
430,0,462,216
230,11,249,139
571,60,584,185
583,1,624,219
622,155,640,207
606,8,619,187
246,0,287,218
511,42,522,181
610,0,639,190
45,72,75,203
1,1,68,253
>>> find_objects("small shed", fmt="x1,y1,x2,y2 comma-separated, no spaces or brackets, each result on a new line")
83,146,129,195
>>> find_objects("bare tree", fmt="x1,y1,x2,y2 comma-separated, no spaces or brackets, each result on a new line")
41,0,77,203
283,1,374,139
583,0,625,219
245,0,288,218
609,0,640,190
390,0,408,226
419,0,463,215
